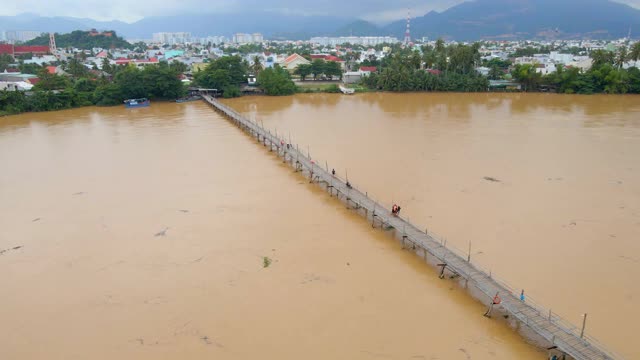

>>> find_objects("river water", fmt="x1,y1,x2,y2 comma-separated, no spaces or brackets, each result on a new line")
0,93,637,359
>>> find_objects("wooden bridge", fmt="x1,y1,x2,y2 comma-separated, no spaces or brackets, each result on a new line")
202,95,621,360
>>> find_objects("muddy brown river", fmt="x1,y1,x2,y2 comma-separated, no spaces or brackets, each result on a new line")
1,93,638,359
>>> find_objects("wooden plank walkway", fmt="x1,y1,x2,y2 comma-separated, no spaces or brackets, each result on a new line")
202,95,621,360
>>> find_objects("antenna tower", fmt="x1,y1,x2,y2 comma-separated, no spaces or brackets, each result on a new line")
404,8,411,45
49,33,57,53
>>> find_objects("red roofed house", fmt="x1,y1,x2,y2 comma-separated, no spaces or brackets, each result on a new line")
115,58,132,65
96,51,108,58
359,66,377,74
0,44,14,56
310,54,345,69
46,66,57,74
278,53,311,72
426,69,442,75
14,46,50,56
0,44,49,58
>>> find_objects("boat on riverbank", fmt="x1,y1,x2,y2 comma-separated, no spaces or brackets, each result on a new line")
124,98,150,108
338,85,355,95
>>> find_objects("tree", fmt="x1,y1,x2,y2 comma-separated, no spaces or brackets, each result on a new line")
311,59,326,80
324,61,343,80
0,54,14,72
34,68,71,90
193,56,247,88
141,64,185,99
488,66,502,80
114,65,145,99
66,58,88,77
511,64,542,91
93,83,123,105
169,60,187,73
250,55,263,75
590,49,615,69
101,58,112,74
615,47,628,69
74,78,97,93
294,64,312,81
630,42,640,62
258,65,296,96
18,62,42,75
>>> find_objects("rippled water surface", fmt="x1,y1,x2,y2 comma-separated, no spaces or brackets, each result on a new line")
224,92,640,359
1,102,546,359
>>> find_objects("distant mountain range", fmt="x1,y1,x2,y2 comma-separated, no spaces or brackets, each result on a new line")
382,0,640,40
0,12,356,40
2,0,640,41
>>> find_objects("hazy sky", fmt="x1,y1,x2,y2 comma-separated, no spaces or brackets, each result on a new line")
1,0,639,23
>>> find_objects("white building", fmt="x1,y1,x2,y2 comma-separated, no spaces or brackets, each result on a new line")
3,30,42,43
310,36,400,46
232,33,264,44
201,36,227,45
152,32,192,45
23,55,58,65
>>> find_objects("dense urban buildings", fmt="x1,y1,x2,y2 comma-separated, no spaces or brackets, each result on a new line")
0,30,43,43
310,36,400,46
152,32,192,44
232,33,264,44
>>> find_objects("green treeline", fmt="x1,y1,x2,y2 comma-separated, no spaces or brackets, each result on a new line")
25,30,132,50
258,66,296,95
362,40,489,92
1,62,185,116
513,48,640,94
294,60,342,81
193,56,297,97
193,56,247,98
362,40,640,94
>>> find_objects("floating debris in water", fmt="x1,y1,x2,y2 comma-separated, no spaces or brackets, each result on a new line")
263,256,272,268
483,176,500,182
179,209,189,213
32,217,41,222
154,227,169,237
0,245,23,255
72,192,86,195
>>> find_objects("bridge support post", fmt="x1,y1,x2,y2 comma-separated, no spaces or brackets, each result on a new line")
438,263,447,279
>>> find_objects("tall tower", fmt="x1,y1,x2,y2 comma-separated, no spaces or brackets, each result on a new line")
49,32,57,54
404,8,411,46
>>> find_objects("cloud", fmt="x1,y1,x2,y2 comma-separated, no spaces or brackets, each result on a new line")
0,0,465,22
0,0,639,23
613,0,640,7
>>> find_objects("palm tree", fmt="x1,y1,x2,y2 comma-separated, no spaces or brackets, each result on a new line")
615,47,628,69
629,41,640,62
251,55,263,75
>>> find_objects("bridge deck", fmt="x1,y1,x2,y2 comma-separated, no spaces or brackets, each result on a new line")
202,95,619,360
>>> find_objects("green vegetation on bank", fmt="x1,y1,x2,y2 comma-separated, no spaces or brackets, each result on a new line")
362,40,489,92
193,56,247,98
513,47,640,94
0,62,185,116
193,56,297,97
25,30,133,50
257,66,296,95
361,39,640,94
293,59,342,81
